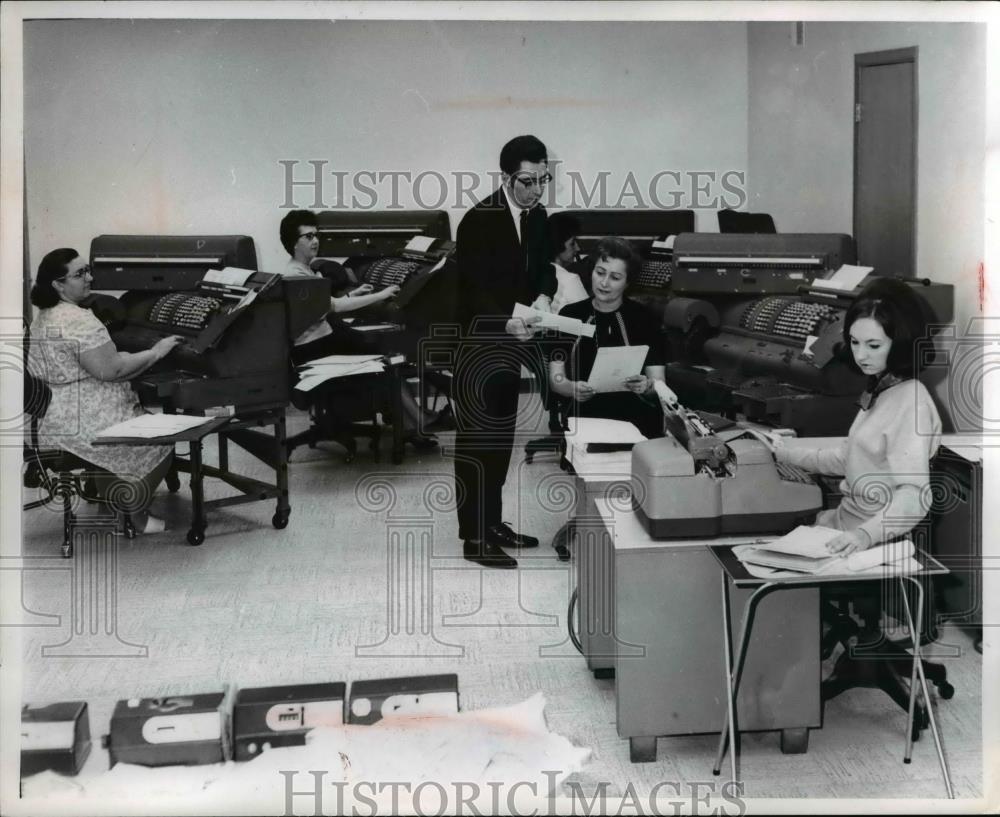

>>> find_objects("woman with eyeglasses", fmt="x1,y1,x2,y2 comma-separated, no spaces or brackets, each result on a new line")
549,237,667,440
27,248,182,534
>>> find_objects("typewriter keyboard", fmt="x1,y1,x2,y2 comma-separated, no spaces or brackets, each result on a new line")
776,461,814,485
364,258,423,290
148,293,222,331
636,259,673,289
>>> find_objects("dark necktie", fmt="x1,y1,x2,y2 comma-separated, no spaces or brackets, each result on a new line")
519,209,529,267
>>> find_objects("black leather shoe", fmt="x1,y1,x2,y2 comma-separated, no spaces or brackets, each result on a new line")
463,539,517,569
487,522,539,549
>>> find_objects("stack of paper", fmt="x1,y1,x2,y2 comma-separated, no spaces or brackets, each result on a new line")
564,417,646,472
738,526,919,576
813,264,874,292
295,355,385,393
96,413,216,439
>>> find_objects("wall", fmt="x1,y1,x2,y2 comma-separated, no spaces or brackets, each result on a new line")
24,19,749,275
747,22,988,429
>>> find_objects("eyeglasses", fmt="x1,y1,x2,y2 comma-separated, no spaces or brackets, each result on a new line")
59,265,91,281
298,231,319,242
513,173,552,191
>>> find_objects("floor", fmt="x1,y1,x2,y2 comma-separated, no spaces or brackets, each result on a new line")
17,399,983,805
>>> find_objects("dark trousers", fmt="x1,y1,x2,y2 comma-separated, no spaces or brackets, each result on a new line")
452,343,524,541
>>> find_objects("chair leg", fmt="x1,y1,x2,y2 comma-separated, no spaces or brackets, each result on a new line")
59,473,74,558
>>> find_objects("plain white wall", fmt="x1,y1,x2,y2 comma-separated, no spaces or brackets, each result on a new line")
24,19,749,275
747,21,987,431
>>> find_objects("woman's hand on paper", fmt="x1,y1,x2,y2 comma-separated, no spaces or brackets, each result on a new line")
572,381,596,402
505,315,542,341
826,529,871,557
623,374,651,395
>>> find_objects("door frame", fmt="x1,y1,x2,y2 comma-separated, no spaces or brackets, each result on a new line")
853,46,918,278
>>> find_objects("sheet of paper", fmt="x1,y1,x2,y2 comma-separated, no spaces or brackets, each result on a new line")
404,235,436,253
352,323,401,332
813,263,874,291
96,413,215,439
757,525,842,558
586,345,649,392
202,267,255,287
566,417,646,445
512,303,596,338
651,235,676,250
301,354,383,367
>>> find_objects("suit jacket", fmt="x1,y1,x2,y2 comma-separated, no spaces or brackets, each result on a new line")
455,189,556,335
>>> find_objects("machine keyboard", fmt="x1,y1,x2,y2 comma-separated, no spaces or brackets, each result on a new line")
776,461,813,485
637,259,673,289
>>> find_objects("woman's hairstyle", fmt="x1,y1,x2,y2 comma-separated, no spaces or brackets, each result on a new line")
548,213,581,256
279,209,319,256
593,236,643,288
842,277,931,377
499,135,548,175
30,248,79,309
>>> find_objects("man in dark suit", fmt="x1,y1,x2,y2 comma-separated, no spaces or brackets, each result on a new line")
453,135,557,569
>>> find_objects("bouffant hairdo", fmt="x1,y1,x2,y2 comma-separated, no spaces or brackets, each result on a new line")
843,277,932,377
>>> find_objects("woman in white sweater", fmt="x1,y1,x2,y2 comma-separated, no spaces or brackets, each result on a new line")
772,278,941,557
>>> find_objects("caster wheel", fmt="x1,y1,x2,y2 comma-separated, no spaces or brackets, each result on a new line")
344,454,355,464
937,681,955,700
272,512,289,530
123,520,137,540
61,544,73,559
186,528,205,546
165,473,180,493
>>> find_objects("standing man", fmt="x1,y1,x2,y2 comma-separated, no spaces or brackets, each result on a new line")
453,135,557,569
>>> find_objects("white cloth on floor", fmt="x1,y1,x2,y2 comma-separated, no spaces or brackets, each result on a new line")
20,693,590,813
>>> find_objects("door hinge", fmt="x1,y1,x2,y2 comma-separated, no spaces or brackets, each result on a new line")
855,103,862,124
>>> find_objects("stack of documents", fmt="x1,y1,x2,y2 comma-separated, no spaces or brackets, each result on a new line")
737,526,919,576
295,355,385,393
564,417,646,472
96,413,216,439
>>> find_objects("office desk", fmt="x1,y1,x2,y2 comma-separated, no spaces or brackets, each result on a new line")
566,467,634,679
708,545,953,797
95,407,290,545
594,498,820,762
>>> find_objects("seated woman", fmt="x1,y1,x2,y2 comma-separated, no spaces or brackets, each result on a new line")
27,248,182,533
771,277,942,556
548,237,666,440
278,209,443,446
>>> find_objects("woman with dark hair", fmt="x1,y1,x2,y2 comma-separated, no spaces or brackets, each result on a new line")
548,237,666,439
771,278,942,556
28,248,182,533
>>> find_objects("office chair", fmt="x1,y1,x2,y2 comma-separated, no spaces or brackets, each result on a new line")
286,373,389,464
717,209,777,234
22,369,138,558
819,521,953,740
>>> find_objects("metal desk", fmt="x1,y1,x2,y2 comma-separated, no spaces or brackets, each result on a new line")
594,498,821,762
708,545,953,797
